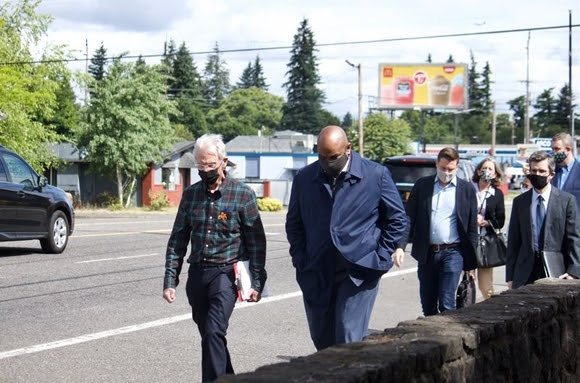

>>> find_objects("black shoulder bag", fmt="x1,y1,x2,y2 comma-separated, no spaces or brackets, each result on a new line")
475,192,507,268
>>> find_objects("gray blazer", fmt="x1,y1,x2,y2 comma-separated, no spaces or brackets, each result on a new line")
506,187,580,288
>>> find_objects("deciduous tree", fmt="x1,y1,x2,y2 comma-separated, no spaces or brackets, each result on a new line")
77,59,176,207
207,87,283,142
348,113,411,163
0,0,69,170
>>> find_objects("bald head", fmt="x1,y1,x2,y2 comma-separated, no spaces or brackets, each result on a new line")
317,126,349,157
317,126,351,178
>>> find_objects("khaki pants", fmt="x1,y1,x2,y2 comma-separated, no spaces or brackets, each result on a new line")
477,267,494,300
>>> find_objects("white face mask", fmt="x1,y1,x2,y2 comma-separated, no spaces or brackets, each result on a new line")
437,169,455,184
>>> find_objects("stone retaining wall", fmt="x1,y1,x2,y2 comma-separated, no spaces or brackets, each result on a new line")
222,279,580,382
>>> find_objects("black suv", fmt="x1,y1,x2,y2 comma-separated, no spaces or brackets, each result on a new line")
0,145,74,253
384,154,476,205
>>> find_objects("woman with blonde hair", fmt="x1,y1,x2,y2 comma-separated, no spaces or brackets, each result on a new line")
471,158,506,299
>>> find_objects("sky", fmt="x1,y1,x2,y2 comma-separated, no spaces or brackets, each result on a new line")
33,0,580,120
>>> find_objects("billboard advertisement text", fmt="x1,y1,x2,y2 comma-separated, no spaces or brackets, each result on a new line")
378,63,468,110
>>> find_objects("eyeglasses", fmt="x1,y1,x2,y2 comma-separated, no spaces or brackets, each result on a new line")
196,162,219,171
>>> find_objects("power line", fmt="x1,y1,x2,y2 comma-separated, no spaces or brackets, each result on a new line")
1,23,579,66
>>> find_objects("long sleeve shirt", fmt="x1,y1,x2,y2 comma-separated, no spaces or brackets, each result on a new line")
164,176,267,292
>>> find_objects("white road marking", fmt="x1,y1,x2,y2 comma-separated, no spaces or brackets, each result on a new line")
0,267,417,360
76,253,158,264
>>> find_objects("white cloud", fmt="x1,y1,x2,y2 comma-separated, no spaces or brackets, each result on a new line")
34,0,580,119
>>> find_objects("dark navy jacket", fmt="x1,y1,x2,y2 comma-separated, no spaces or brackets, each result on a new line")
285,151,407,297
401,175,478,271
552,159,580,216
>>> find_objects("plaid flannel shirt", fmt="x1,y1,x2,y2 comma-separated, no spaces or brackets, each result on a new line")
163,176,267,292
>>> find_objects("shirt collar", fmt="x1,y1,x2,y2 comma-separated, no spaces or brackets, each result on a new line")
433,174,457,186
532,184,551,201
563,158,576,172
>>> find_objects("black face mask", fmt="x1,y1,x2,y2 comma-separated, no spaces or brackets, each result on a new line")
320,153,348,178
527,174,549,190
198,168,220,186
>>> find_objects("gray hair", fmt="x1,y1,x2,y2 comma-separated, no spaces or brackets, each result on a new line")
528,150,555,174
193,134,227,163
552,132,574,149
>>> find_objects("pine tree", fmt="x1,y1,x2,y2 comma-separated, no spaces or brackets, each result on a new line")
446,54,454,63
554,84,575,130
342,112,354,129
467,51,484,113
171,42,203,100
508,95,526,142
480,62,493,115
533,88,556,132
161,39,177,70
236,55,268,90
202,42,231,110
252,55,268,90
88,43,108,82
281,18,325,134
237,62,254,89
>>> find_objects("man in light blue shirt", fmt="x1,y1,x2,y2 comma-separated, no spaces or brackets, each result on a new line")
401,147,478,316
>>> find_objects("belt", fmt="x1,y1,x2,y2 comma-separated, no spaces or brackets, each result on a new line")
429,243,460,253
193,261,234,269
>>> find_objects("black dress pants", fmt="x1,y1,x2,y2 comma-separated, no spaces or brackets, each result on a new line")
186,264,237,383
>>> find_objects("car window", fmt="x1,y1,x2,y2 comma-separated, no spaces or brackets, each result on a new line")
2,152,37,186
386,163,437,183
0,157,7,182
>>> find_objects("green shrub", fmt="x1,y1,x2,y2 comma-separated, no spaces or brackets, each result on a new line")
95,191,119,208
148,190,170,211
257,197,283,212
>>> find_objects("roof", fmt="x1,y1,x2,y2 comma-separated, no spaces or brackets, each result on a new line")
48,142,84,162
226,133,315,154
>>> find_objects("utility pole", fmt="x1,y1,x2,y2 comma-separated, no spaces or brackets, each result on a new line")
84,39,89,105
569,10,574,139
525,31,531,144
491,102,497,157
346,60,363,157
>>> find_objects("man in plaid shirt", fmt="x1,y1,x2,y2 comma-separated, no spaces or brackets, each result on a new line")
163,134,267,383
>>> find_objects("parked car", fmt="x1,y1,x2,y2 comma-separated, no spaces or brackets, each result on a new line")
0,145,74,253
383,154,476,205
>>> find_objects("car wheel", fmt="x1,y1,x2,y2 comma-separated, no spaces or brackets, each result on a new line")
40,211,69,254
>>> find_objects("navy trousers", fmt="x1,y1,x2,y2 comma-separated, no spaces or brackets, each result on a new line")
186,264,237,383
417,247,464,316
302,275,380,351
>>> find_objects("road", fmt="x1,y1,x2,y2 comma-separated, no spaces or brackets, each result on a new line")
0,210,509,382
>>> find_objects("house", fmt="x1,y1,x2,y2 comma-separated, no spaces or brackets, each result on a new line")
49,130,318,207
141,141,196,207
224,130,317,205
47,143,120,206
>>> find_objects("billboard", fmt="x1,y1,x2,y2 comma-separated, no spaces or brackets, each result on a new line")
378,63,468,110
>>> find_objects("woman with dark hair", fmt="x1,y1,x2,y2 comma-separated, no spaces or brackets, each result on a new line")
471,158,506,299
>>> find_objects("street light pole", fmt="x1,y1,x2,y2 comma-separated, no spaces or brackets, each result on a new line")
346,60,363,157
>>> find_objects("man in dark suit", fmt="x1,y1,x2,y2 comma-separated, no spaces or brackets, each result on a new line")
286,125,407,350
401,147,478,316
551,133,580,216
506,151,580,289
